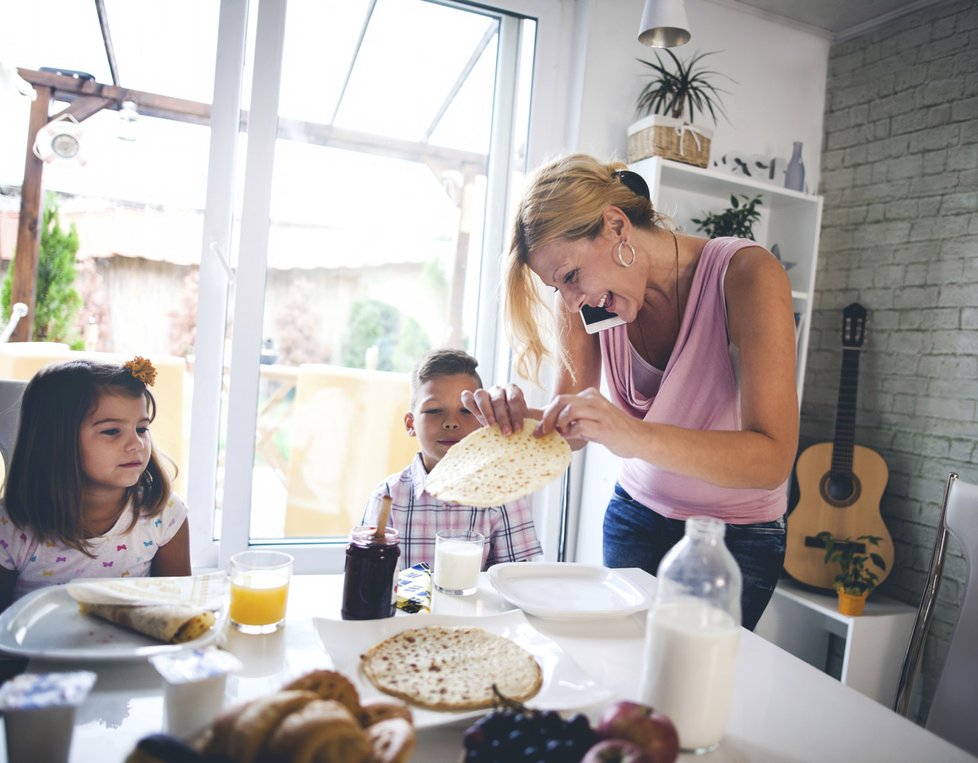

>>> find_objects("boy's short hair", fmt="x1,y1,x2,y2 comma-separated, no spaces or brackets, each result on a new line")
411,349,482,404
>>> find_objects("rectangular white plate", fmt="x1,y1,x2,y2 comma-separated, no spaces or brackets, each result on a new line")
313,609,612,729
0,586,224,661
488,563,653,620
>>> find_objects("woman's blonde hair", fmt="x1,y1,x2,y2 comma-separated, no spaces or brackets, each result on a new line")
504,154,666,382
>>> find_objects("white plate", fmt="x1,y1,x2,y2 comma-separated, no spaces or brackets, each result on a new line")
0,586,224,661
313,609,612,729
488,563,653,620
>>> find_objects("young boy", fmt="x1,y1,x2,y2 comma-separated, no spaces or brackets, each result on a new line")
362,349,542,570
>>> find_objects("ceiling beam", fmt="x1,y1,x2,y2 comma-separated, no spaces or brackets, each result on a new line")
17,68,485,167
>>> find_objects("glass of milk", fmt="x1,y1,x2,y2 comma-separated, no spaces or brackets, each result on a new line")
433,530,485,595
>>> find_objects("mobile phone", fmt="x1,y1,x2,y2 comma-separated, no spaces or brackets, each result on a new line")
580,304,626,334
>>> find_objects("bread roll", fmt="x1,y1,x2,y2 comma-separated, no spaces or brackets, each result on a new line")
283,669,363,718
199,696,260,758
357,698,413,728
189,669,415,763
226,690,319,763
366,717,415,763
266,698,370,763
125,733,207,763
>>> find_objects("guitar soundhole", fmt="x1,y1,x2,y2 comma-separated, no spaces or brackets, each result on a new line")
819,472,862,507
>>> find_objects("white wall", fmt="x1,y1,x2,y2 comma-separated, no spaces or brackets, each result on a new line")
569,0,830,193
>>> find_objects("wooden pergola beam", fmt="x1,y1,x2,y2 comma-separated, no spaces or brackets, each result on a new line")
11,67,486,342
10,69,213,342
10,87,51,342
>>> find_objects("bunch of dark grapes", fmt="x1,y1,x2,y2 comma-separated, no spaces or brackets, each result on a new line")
462,687,597,763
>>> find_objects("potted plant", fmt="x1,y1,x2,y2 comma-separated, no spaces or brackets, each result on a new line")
814,531,888,616
628,50,732,168
691,194,763,240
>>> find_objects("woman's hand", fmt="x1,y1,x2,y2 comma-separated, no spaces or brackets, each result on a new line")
538,387,640,456
461,384,543,436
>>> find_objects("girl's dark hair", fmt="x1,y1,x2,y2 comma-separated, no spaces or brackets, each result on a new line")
3,359,172,554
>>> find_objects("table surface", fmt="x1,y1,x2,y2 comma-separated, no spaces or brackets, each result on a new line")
4,569,975,763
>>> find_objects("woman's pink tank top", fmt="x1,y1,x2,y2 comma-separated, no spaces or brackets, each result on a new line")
598,237,787,524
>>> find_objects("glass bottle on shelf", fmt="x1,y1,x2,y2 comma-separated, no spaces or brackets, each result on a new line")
638,516,742,754
784,141,805,191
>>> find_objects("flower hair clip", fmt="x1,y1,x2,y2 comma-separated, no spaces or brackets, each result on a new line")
124,356,157,387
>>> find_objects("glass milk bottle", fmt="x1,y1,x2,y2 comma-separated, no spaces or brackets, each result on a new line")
639,516,742,754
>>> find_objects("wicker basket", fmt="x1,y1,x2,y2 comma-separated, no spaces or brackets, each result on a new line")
627,115,713,168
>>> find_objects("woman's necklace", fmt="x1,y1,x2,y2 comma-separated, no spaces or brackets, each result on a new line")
636,231,681,361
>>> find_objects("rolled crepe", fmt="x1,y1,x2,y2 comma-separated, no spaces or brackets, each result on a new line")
79,602,215,644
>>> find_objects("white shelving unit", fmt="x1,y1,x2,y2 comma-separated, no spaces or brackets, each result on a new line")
630,156,823,403
574,157,823,566
754,578,916,707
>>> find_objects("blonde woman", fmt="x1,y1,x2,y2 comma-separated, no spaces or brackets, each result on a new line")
463,154,798,629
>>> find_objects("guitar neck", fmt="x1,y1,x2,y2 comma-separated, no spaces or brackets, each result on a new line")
831,347,861,476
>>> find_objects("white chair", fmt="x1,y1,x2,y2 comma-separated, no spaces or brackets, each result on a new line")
894,472,978,757
0,379,26,478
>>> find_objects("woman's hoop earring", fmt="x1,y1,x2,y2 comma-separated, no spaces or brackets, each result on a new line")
616,240,636,268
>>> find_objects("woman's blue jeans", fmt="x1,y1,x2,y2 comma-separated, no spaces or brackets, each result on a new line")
602,483,785,631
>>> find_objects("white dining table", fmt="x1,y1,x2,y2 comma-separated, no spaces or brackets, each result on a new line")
2,568,974,763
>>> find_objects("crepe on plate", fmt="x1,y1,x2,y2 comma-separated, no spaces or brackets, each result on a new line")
79,602,215,644
425,418,570,507
360,625,543,711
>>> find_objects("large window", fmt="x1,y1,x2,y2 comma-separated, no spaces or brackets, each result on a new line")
215,0,537,570
0,0,563,574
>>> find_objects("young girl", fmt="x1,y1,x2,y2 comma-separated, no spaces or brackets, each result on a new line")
0,356,191,612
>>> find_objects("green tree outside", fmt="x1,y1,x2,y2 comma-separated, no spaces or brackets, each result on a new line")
342,299,430,372
2,193,83,348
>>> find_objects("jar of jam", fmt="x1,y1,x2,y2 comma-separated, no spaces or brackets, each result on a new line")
341,526,401,620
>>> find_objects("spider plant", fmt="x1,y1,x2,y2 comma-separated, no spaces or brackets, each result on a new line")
635,50,732,126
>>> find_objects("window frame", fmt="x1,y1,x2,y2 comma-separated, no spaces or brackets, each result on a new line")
189,0,574,573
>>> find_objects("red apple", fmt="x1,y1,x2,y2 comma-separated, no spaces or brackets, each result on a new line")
581,738,656,763
594,701,680,763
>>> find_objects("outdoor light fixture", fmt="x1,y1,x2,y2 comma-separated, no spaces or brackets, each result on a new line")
638,0,691,47
32,113,87,166
118,100,139,141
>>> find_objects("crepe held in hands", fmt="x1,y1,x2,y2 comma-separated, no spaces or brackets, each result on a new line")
425,418,570,507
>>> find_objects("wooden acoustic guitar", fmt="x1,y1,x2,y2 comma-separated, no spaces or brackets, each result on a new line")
785,303,894,590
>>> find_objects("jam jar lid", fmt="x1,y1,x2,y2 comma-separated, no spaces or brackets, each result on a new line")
350,525,400,546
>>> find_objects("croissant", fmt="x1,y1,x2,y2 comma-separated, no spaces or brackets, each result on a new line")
366,717,416,763
227,690,320,763
266,699,371,763
142,669,415,763
283,668,363,718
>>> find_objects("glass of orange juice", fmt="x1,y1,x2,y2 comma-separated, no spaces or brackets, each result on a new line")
229,551,293,634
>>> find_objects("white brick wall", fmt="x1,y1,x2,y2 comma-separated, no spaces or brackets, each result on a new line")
803,0,977,726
